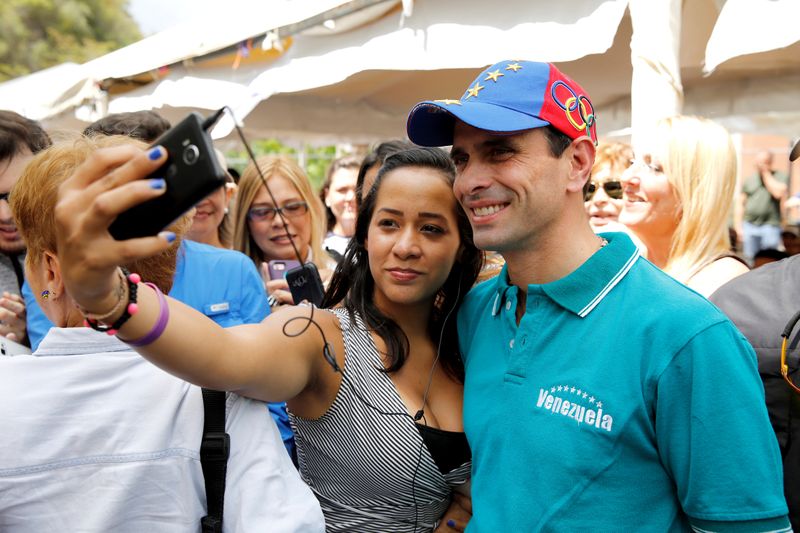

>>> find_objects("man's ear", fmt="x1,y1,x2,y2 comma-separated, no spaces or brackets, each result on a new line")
42,251,64,295
565,137,596,194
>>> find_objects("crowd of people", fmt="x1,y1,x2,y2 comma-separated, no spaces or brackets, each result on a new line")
0,59,798,532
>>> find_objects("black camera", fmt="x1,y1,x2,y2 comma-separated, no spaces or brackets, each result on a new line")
109,112,227,240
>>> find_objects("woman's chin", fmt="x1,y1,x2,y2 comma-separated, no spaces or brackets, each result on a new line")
590,216,615,228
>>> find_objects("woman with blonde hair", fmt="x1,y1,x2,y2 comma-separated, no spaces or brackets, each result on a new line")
619,115,749,297
233,155,333,308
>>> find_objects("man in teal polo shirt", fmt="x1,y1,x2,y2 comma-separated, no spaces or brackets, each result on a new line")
406,61,789,531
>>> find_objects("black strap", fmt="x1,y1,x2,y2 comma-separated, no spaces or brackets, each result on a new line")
200,389,230,533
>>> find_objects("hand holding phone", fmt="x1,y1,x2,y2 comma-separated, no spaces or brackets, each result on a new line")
109,112,227,240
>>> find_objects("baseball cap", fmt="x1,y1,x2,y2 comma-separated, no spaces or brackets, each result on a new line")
407,61,597,147
790,138,800,162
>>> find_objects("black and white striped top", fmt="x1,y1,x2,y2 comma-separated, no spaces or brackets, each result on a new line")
289,308,471,532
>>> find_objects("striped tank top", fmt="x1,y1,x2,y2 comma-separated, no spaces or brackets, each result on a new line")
289,308,471,532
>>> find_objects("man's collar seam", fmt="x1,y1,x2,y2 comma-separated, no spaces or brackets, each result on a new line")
577,248,640,317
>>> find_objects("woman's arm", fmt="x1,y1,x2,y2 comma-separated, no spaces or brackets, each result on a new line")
54,143,328,403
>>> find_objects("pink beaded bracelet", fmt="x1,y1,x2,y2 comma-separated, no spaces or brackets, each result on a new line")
124,282,169,347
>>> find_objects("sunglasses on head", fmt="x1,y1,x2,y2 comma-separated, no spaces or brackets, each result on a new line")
585,180,623,201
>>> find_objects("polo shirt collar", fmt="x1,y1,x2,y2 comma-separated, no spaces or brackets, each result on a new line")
491,232,640,318
35,327,132,356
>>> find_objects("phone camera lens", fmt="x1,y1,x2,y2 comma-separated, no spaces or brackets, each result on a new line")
183,145,200,165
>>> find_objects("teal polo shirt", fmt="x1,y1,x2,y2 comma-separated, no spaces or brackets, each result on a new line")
458,232,789,532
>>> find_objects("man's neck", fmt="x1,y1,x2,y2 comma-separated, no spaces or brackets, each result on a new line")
502,223,604,288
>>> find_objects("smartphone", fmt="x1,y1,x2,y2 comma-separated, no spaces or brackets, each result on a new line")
0,336,32,356
109,112,228,240
285,263,325,306
267,259,301,280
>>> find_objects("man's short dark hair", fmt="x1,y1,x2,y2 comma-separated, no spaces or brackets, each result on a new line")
0,110,52,160
541,125,589,197
542,125,573,158
83,111,171,144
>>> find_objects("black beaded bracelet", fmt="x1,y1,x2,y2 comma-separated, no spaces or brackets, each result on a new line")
83,267,141,336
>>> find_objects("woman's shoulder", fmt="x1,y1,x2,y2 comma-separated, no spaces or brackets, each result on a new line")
690,256,750,298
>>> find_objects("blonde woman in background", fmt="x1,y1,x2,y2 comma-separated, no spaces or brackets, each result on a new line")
619,115,749,297
233,155,333,308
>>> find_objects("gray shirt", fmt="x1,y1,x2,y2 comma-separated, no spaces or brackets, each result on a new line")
710,255,800,529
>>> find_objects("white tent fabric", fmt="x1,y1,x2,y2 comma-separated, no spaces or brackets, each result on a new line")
0,0,356,122
0,63,92,120
704,0,800,74
627,0,681,148
3,0,800,143
79,0,353,81
108,0,630,138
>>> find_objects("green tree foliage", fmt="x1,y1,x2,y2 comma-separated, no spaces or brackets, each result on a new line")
0,0,141,81
227,140,337,192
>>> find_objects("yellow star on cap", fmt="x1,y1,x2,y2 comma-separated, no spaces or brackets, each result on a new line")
505,62,523,72
484,69,504,83
433,99,462,106
465,83,485,99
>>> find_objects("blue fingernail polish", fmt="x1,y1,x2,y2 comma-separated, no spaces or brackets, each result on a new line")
447,519,456,528
159,231,176,243
149,178,166,189
148,146,163,160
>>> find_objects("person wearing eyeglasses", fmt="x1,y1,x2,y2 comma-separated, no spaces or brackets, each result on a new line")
711,141,800,528
584,141,631,232
618,115,749,297
233,155,333,308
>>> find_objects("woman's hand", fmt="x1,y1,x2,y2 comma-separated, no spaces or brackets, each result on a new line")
54,144,175,313
265,278,295,307
0,292,27,343
434,492,471,532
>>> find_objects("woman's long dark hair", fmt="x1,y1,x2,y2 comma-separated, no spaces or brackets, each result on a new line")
322,147,483,381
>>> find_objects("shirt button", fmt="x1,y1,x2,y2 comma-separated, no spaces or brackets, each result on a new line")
505,301,512,311
509,339,515,349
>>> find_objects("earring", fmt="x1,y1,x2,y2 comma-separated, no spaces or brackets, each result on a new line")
41,290,51,300
224,207,229,214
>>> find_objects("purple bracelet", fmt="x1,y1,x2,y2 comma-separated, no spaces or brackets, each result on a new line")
124,282,169,347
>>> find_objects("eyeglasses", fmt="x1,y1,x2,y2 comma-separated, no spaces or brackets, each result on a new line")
584,180,623,201
780,309,800,394
247,201,308,222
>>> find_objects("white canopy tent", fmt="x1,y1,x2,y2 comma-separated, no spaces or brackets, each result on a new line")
2,0,799,144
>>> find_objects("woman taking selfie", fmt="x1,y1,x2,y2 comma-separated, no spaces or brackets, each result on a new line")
232,155,333,308
54,145,483,532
